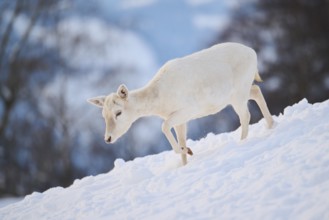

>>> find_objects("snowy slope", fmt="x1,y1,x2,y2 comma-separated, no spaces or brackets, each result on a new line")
1,99,329,219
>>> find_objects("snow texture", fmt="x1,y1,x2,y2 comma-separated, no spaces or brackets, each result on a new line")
1,99,329,219
0,198,22,209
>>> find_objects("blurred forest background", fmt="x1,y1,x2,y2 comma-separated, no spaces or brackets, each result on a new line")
0,0,328,198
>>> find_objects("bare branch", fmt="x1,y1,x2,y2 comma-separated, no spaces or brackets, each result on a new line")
0,1,22,71
9,0,42,64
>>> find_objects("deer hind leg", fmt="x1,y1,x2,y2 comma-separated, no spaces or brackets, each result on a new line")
250,85,274,128
232,101,251,140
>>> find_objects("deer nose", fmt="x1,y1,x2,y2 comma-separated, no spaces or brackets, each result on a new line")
105,136,112,143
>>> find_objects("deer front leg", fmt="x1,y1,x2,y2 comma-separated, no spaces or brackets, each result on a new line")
162,112,193,165
162,121,188,154
174,123,193,165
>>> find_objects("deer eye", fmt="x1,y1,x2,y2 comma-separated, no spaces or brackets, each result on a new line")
115,111,122,119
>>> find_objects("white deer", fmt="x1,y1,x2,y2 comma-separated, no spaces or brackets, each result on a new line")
88,42,274,165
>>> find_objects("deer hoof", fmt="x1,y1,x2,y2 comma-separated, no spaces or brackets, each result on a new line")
187,147,193,156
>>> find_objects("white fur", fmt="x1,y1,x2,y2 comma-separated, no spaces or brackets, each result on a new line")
88,42,274,165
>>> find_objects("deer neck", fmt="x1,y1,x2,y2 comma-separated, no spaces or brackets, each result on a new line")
129,85,160,119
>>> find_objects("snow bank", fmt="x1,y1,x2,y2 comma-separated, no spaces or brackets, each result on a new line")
1,99,329,219
0,198,22,209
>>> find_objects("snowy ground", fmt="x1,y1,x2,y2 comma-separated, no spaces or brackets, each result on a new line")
1,98,329,219
0,198,22,210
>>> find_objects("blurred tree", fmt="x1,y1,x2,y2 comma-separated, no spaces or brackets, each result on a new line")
0,0,80,196
0,0,137,197
215,0,329,114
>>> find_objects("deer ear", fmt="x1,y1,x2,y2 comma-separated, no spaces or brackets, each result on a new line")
117,84,129,99
87,96,106,108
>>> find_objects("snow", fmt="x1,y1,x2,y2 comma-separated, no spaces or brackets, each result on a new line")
0,198,22,209
1,98,329,219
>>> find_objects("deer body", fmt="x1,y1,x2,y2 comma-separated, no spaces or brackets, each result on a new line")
88,42,274,165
